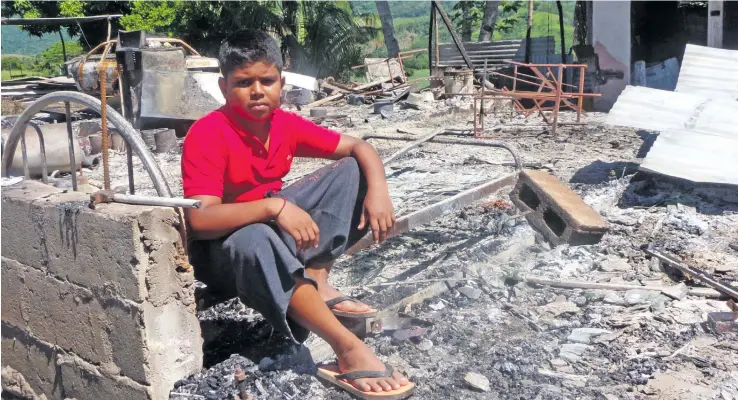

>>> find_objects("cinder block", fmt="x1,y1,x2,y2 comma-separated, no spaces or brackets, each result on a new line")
57,353,151,400
1,257,149,384
2,182,146,301
510,170,609,246
1,323,62,398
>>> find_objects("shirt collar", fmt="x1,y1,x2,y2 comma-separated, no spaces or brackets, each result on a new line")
219,106,284,154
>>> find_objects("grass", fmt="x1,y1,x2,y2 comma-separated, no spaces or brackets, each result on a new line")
1,69,44,81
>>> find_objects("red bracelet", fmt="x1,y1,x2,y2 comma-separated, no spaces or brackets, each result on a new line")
275,198,287,219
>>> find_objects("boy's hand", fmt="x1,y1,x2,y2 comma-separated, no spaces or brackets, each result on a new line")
358,188,395,244
275,200,320,251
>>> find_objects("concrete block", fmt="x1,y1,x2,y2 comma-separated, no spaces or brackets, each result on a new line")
510,170,609,246
1,181,147,301
57,354,151,400
1,323,62,398
1,258,148,383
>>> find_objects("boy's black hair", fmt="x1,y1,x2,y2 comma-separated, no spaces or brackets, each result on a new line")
218,30,283,78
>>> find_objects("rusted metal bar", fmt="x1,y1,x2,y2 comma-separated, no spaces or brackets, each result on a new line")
348,173,516,253
496,69,580,90
63,101,78,191
506,60,589,68
100,20,113,190
552,66,563,136
577,65,585,123
643,245,738,300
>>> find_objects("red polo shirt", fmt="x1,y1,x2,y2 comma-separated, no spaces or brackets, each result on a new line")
181,107,341,203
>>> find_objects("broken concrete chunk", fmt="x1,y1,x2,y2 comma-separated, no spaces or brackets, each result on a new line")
417,339,434,351
464,372,490,392
559,343,590,363
598,258,631,272
541,300,580,317
567,328,612,344
660,283,689,300
458,286,482,300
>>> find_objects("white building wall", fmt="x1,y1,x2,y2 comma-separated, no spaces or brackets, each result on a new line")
591,0,631,111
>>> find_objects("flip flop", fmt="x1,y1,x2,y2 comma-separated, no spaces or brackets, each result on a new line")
326,296,377,318
317,363,415,400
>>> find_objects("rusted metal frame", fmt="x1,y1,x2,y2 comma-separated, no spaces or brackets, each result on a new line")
577,65,585,123
348,173,517,253
538,65,578,111
643,246,738,300
551,66,564,136
506,60,588,68
432,0,474,70
63,101,78,191
496,69,579,90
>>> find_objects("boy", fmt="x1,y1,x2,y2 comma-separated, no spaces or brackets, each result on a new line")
182,30,413,397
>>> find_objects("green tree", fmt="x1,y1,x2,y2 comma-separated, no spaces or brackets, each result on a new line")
120,0,179,34
1,0,131,49
34,40,83,75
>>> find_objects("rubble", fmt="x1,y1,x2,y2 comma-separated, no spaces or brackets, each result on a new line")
463,372,490,392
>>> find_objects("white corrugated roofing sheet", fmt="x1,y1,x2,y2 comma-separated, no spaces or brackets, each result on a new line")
675,44,738,100
606,85,738,185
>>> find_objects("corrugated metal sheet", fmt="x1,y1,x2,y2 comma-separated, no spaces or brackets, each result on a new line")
606,85,738,185
675,44,738,100
435,37,555,70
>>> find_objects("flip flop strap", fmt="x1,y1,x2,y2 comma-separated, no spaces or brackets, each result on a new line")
335,364,395,382
325,296,358,309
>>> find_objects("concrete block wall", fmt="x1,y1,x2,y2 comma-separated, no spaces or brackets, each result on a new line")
1,181,202,400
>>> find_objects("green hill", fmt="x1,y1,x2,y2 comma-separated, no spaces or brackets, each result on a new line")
1,25,76,56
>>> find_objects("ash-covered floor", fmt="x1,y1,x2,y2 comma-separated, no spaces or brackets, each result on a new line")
53,98,738,399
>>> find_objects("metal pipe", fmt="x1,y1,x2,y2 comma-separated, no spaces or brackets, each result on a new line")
111,193,201,209
381,130,444,166
363,133,522,170
63,101,78,191
2,91,173,197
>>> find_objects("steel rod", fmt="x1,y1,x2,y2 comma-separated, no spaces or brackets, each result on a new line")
381,130,445,166
523,276,722,298
111,194,201,209
126,141,135,194
363,134,522,170
63,101,78,191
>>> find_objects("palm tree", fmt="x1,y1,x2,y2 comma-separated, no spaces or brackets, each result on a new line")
374,1,400,57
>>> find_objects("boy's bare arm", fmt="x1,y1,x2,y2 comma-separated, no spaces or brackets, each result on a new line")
186,196,320,249
332,135,395,243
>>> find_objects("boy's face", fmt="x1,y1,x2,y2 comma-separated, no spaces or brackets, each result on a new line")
219,61,284,122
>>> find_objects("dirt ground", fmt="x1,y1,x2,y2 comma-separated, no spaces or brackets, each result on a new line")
17,96,738,400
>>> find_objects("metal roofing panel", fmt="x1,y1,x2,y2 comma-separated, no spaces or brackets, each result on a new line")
606,85,738,185
605,86,738,138
675,44,738,100
640,129,738,185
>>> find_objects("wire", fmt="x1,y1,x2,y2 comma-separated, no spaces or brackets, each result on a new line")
76,21,91,50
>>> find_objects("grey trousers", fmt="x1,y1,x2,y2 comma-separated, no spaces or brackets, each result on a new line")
190,157,368,343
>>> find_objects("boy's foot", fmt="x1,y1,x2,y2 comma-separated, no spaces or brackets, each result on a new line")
305,268,376,315
333,339,411,393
